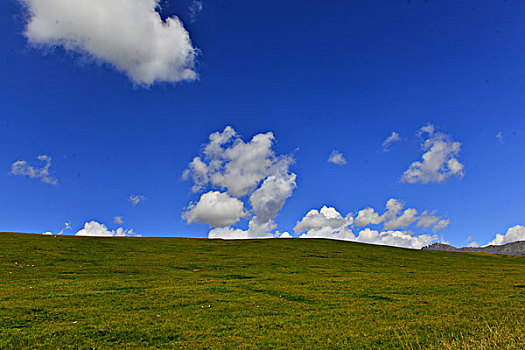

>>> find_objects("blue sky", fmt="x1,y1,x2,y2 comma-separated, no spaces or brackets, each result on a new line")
1,0,524,247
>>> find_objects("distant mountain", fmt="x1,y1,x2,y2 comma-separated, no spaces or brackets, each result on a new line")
422,241,525,256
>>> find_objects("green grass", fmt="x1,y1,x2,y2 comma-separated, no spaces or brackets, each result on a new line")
0,233,524,349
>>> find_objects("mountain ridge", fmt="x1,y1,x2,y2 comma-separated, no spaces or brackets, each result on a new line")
422,241,525,256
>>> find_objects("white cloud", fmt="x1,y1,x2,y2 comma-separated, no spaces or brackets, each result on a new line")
75,221,136,237
381,131,401,152
20,0,197,86
328,151,347,165
207,226,272,240
356,228,437,249
487,225,525,246
383,208,418,230
468,241,479,247
182,157,209,193
186,126,284,198
295,206,354,240
183,127,297,239
355,208,383,226
496,131,504,145
188,0,203,22
182,191,245,227
466,235,472,242
248,168,296,232
278,231,292,238
129,194,146,206
432,219,450,232
11,155,57,185
114,216,124,225
295,198,448,248
417,211,440,228
402,124,464,184
43,231,52,235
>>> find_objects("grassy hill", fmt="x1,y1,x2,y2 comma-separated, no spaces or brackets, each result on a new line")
1,233,524,349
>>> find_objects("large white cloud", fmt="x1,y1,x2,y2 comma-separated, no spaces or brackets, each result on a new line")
20,0,197,86
402,124,464,184
183,126,296,239
184,126,284,198
11,155,57,185
182,191,246,227
249,167,296,228
75,221,136,237
487,225,525,246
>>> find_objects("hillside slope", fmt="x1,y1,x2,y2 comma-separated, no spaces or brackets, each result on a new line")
1,233,524,349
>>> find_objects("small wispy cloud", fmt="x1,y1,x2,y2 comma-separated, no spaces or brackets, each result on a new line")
496,131,504,145
381,131,401,152
114,216,124,225
328,150,347,165
129,195,146,206
11,155,57,185
189,0,203,22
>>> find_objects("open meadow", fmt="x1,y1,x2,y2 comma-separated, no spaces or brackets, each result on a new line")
1,233,524,349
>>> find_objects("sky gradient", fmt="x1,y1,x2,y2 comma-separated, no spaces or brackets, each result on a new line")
1,0,524,247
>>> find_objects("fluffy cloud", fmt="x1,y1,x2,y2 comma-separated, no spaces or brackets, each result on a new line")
417,211,441,228
75,221,136,237
402,124,464,184
129,194,146,206
20,0,197,86
294,206,354,240
381,131,401,152
183,127,296,239
356,228,437,249
294,199,448,248
182,191,245,227
11,155,57,185
186,126,285,198
328,151,347,165
383,208,418,230
114,216,124,225
355,208,383,226
487,225,525,246
278,231,292,238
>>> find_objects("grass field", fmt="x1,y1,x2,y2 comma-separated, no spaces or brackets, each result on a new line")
1,233,524,349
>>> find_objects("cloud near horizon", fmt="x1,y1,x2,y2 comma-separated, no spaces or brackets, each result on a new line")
294,199,448,248
487,225,525,246
182,126,296,239
75,221,137,237
20,0,198,86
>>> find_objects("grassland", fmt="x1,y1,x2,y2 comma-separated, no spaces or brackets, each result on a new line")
0,233,524,349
